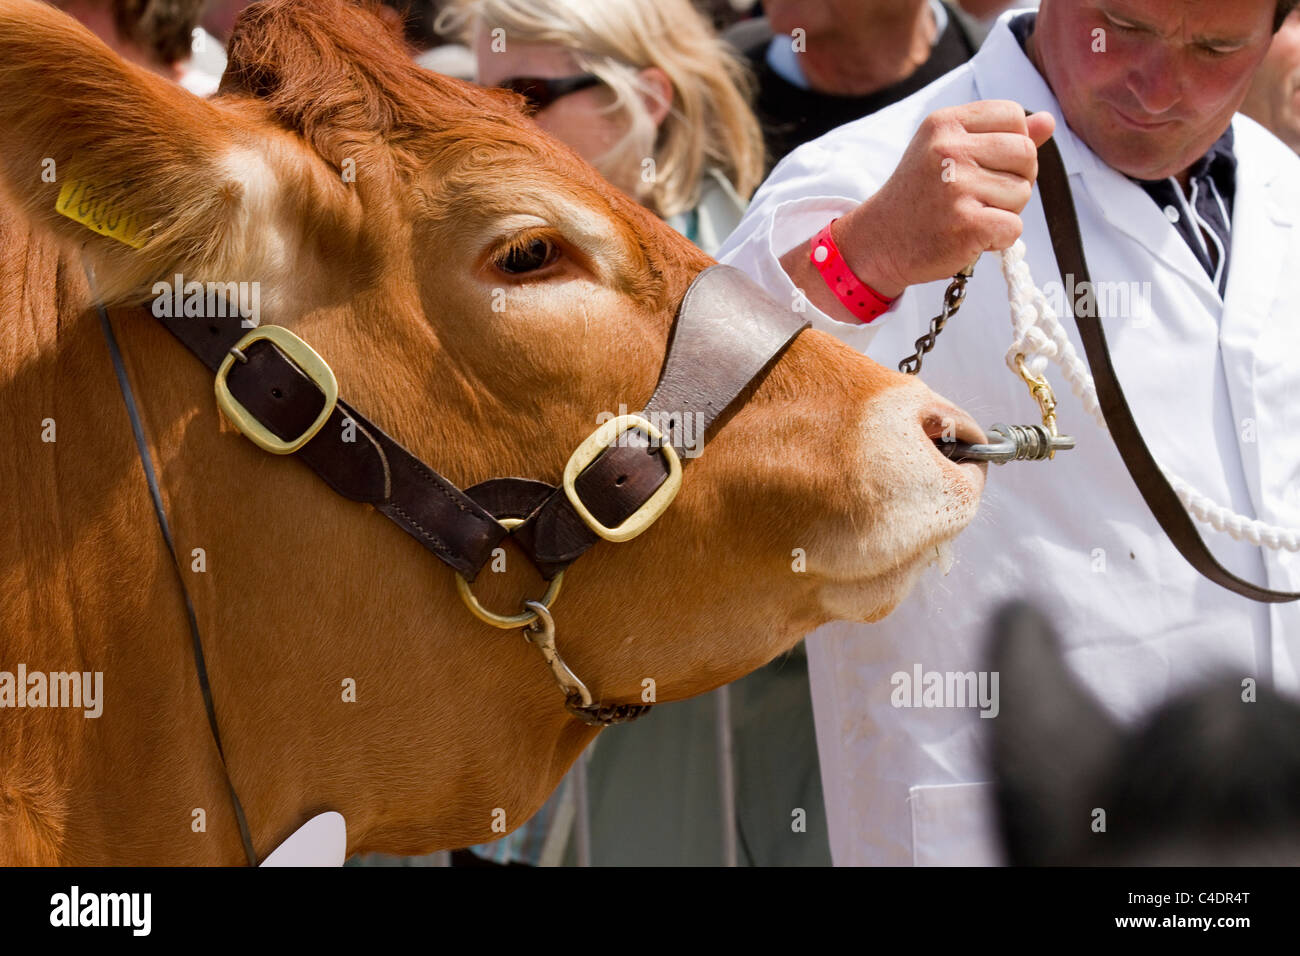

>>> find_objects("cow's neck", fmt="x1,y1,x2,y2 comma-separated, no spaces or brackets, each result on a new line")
110,306,601,862
0,226,238,863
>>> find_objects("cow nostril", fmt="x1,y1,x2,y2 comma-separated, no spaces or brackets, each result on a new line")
920,404,985,446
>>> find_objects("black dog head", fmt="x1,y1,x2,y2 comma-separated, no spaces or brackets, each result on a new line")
989,601,1300,865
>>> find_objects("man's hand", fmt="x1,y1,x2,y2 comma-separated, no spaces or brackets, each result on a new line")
781,101,1055,321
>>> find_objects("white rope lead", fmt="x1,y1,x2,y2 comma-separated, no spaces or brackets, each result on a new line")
998,240,1300,553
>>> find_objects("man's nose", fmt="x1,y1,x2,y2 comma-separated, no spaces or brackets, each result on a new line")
1127,46,1183,115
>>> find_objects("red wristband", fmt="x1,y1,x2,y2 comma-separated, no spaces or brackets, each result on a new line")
809,219,896,324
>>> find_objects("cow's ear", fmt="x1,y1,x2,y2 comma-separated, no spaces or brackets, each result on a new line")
987,601,1122,866
0,0,278,302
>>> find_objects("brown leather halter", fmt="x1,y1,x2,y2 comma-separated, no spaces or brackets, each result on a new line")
98,263,808,863
148,263,809,720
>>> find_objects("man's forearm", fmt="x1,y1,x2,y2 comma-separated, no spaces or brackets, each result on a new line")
777,203,907,325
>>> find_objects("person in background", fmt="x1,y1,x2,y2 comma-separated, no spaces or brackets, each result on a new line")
436,0,814,867
199,0,249,42
1243,6,1300,152
694,0,761,30
53,0,210,92
732,0,975,171
376,0,477,79
955,0,1036,23
443,0,763,253
950,0,1039,44
188,0,258,95
955,0,1026,15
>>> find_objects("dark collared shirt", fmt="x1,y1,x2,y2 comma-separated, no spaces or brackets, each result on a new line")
1131,133,1236,296
1009,13,1236,296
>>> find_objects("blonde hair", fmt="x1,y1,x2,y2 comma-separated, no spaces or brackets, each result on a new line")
437,0,764,219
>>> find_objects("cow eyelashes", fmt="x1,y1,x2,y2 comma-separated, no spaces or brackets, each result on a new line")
498,238,557,273
492,232,561,276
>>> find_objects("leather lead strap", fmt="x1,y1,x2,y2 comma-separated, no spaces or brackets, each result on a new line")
1036,136,1300,603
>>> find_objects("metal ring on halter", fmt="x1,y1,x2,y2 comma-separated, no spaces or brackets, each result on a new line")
455,517,564,629
522,600,593,709
938,422,1076,464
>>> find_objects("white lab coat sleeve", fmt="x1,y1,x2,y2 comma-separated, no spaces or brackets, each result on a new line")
717,139,900,348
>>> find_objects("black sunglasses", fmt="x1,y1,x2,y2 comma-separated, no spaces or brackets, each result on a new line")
497,74,602,114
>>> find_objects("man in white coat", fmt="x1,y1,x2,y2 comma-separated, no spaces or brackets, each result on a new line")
719,0,1300,865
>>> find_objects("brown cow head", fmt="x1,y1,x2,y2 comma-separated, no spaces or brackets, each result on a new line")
0,0,985,859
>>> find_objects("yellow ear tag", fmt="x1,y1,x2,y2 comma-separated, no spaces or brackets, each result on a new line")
55,179,147,249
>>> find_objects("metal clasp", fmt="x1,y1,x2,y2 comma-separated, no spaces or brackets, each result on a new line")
522,600,593,709
1014,353,1061,440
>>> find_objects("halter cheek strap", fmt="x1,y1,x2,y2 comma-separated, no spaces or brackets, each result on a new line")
150,265,808,589
500,264,814,577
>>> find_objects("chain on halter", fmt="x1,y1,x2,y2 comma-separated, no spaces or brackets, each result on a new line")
898,262,976,376
900,259,1076,464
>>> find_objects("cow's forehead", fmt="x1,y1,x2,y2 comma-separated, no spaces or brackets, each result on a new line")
421,153,629,253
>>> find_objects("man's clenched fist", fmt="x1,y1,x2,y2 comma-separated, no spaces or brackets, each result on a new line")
781,100,1055,320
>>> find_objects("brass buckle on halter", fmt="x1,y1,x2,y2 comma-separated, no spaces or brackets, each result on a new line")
215,326,338,455
562,414,682,542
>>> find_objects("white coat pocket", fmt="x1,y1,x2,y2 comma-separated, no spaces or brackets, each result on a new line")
908,781,1002,866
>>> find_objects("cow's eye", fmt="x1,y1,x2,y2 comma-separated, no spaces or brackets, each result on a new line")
495,236,560,275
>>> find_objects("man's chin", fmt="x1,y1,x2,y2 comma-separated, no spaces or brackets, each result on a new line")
1073,111,1229,182
1087,137,1189,181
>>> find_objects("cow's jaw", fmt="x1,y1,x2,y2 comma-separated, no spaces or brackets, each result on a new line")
810,380,987,623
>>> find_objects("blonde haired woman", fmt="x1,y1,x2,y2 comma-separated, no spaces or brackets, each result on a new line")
437,0,765,253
